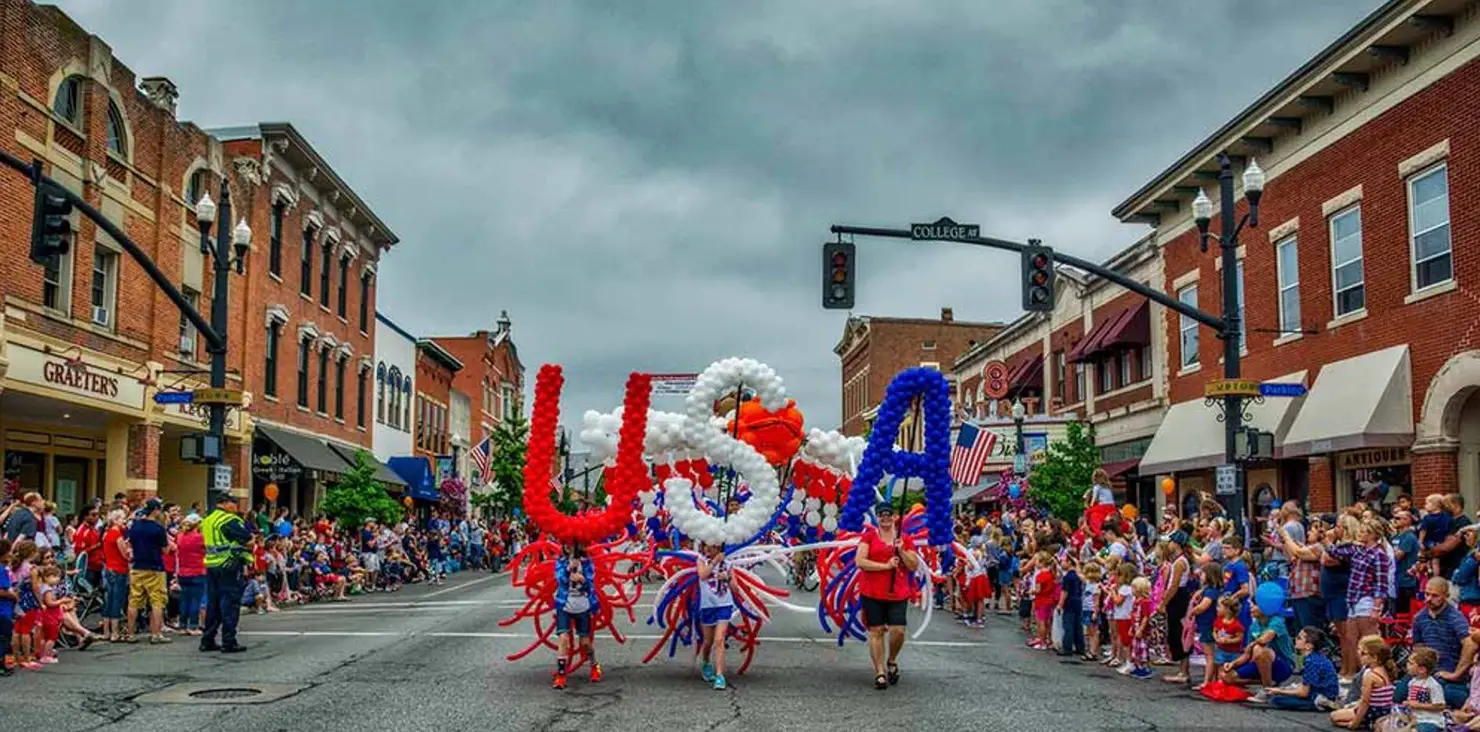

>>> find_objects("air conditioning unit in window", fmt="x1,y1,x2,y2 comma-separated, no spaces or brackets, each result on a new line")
91,306,109,326
179,334,195,355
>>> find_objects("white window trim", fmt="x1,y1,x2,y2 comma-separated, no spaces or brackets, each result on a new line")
1177,283,1199,369
1406,162,1453,296
42,250,73,313
1274,235,1301,341
90,247,119,329
1328,205,1365,320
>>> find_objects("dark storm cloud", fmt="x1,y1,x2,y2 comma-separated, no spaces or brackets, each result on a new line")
59,0,1382,436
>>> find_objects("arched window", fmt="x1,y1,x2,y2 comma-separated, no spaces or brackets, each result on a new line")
186,169,207,207
402,378,412,432
105,100,127,157
53,75,83,125
376,362,387,424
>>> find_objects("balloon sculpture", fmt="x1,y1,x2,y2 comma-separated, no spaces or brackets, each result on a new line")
497,367,656,667
504,359,981,676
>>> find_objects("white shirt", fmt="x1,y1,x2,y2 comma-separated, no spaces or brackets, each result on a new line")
1406,676,1446,726
697,555,734,610
1091,484,1115,505
1111,585,1134,620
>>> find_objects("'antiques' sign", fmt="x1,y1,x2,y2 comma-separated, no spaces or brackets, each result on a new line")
7,344,145,410
1337,447,1411,471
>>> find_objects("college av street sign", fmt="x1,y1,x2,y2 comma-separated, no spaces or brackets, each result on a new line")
910,217,981,242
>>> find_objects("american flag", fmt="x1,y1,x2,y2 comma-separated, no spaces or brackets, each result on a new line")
949,423,996,486
471,436,492,485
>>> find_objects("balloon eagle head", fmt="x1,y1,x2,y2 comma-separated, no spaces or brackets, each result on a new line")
837,367,955,551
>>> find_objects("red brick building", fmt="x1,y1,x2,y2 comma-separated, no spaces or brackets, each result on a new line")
953,238,1166,512
0,0,400,515
1120,0,1480,514
413,339,462,466
834,308,1004,437
433,311,525,484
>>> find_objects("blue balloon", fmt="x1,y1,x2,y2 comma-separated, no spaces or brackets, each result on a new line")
1007,483,1022,499
1255,581,1287,617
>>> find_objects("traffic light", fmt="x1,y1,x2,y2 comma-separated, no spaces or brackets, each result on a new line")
1021,243,1055,312
30,180,74,265
822,239,855,310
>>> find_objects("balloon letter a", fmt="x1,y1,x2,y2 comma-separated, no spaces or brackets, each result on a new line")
837,367,955,548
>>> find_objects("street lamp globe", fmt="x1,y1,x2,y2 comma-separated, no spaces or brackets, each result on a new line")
1191,189,1213,225
1010,400,1026,421
1242,159,1266,196
195,192,216,226
232,218,252,267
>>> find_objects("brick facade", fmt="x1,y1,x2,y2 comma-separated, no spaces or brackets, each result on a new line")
434,316,525,450
413,342,459,464
835,308,1004,436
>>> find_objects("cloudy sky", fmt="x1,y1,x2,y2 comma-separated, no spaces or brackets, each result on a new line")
60,0,1382,438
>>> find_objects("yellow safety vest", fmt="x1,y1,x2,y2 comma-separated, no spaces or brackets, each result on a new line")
201,509,249,568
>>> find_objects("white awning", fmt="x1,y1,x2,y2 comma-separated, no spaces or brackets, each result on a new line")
1139,370,1309,475
1281,344,1413,458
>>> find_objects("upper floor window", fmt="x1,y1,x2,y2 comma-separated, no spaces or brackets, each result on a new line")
105,101,127,158
186,170,208,210
319,240,333,306
264,322,281,398
301,227,315,297
1054,351,1066,402
359,272,371,332
922,340,936,350
337,255,350,318
91,245,119,328
1329,206,1365,317
42,252,69,312
297,337,312,407
1118,352,1132,386
1073,363,1085,402
269,203,285,277
53,76,82,125
1409,164,1452,292
1138,345,1152,382
502,386,517,420
1275,236,1300,335
1178,284,1199,368
1098,359,1114,393
178,287,199,359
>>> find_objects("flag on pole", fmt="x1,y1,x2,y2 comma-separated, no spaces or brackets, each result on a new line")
471,436,492,485
949,423,996,486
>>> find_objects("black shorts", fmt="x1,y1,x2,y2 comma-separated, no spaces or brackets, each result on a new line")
861,597,908,628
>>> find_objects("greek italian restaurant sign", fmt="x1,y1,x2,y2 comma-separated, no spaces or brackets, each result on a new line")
7,343,144,410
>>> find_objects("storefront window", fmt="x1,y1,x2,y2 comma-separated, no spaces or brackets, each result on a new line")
1180,490,1200,521
53,456,89,518
1351,465,1411,508
4,451,46,496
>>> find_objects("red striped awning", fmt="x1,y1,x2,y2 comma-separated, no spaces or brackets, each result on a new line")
1006,355,1043,392
1068,302,1150,363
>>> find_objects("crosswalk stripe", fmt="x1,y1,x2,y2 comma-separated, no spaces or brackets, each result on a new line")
237,630,990,647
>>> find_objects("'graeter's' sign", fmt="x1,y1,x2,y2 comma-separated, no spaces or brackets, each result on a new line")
42,360,119,398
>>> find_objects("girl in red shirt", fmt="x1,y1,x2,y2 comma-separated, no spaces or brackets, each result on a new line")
1030,551,1058,650
854,503,919,691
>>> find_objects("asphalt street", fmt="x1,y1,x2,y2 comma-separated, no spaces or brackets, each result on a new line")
2,569,1331,732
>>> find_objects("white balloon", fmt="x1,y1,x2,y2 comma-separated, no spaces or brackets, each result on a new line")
822,516,838,533
642,504,658,518
822,503,838,517
805,510,821,527
805,497,821,510
786,499,804,515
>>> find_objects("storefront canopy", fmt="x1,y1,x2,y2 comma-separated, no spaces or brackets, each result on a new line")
1068,302,1150,364
388,456,439,502
1281,344,1413,459
1007,355,1043,393
257,424,351,479
325,443,408,490
951,477,1002,504
1138,370,1308,475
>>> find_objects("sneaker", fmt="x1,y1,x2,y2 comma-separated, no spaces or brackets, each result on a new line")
1117,662,1136,675
1247,689,1269,704
39,657,59,665
552,673,567,690
589,664,603,683
713,674,727,691
20,661,43,670
1314,694,1339,711
1131,668,1154,680
701,662,715,682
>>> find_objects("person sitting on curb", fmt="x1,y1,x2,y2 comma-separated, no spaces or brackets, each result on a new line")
1218,595,1295,703
1264,627,1341,711
1403,577,1473,708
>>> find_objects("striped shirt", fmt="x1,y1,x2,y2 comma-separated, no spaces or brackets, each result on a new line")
1412,604,1470,673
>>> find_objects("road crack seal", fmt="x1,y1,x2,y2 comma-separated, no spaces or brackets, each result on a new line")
532,689,623,732
704,686,742,732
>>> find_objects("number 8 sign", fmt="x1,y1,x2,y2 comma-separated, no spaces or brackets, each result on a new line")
982,360,1010,399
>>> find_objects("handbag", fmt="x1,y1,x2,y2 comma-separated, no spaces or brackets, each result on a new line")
1051,608,1064,650
1372,708,1415,732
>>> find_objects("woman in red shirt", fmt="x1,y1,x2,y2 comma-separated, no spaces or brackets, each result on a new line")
854,502,919,690
100,509,131,642
71,505,104,588
175,515,207,634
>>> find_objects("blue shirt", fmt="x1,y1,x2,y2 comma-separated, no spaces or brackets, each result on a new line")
0,565,13,620
1300,652,1340,701
1195,585,1222,635
1060,570,1084,614
1251,615,1295,665
1393,530,1420,590
1413,604,1470,673
127,519,169,572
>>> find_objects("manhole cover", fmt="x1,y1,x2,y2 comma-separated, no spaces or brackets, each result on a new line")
134,682,307,705
189,688,263,700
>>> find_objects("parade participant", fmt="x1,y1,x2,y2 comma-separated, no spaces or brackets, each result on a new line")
855,502,919,690
697,542,735,690
1083,468,1118,536
201,494,253,653
552,543,600,689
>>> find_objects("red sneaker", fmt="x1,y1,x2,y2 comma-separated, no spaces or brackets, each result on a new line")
589,664,603,683
552,673,567,690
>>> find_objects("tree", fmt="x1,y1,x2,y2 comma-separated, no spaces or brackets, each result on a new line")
487,416,529,516
320,450,403,528
1027,421,1099,523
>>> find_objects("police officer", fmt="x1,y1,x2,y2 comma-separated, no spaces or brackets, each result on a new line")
200,493,253,653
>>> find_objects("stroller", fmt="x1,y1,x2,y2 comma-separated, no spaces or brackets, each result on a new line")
56,551,105,649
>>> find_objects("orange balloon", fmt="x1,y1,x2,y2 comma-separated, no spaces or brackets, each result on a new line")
1161,477,1175,494
729,397,805,465
403,496,414,507
263,483,279,502
1121,504,1138,521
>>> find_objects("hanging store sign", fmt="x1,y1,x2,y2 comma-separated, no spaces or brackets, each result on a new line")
1203,379,1261,398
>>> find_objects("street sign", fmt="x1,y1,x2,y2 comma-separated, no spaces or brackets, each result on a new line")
910,217,980,242
193,388,244,406
1215,464,1237,496
1204,379,1261,398
1259,382,1308,398
211,463,233,492
152,390,194,405
981,360,1010,399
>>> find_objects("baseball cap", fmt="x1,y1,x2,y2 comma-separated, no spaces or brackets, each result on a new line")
144,497,164,513
874,501,897,515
